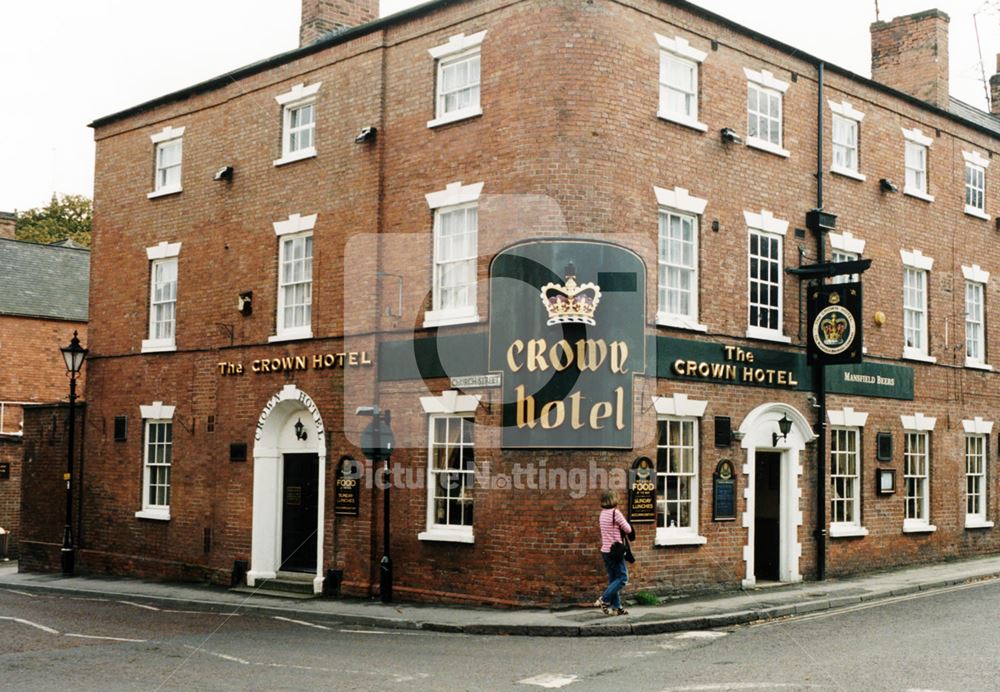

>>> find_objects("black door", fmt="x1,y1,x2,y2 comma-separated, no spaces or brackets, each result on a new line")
754,451,781,581
281,453,318,573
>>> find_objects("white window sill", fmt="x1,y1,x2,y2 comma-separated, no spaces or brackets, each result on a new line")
903,186,934,203
965,518,994,529
830,166,866,182
656,111,708,132
268,329,313,343
427,107,482,129
141,339,176,353
964,206,990,221
273,147,317,167
656,313,708,332
829,524,869,538
147,186,182,200
902,348,936,364
654,529,707,546
418,528,474,544
423,308,480,329
746,136,790,158
745,326,791,344
135,509,170,521
902,520,937,534
965,359,993,371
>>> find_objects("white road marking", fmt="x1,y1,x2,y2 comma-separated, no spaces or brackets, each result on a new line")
905,689,951,692
621,650,658,658
674,631,728,639
181,645,428,682
0,588,37,597
65,633,148,643
660,684,827,691
0,615,60,634
518,673,578,688
117,600,161,611
185,647,251,665
161,609,241,616
273,615,330,630
336,627,424,636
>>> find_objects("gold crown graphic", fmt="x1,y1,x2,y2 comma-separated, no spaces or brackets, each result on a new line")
540,264,602,326
821,313,847,342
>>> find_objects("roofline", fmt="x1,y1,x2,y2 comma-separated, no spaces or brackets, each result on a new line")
0,237,91,254
89,0,1000,141
0,311,88,323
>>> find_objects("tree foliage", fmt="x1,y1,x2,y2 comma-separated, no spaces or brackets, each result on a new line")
14,194,92,247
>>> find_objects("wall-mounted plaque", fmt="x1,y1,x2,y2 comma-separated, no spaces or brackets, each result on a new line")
713,460,737,521
0,462,9,480
876,468,896,495
628,456,656,524
334,456,360,516
876,432,893,461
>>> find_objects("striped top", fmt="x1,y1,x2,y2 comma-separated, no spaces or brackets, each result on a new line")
599,508,632,553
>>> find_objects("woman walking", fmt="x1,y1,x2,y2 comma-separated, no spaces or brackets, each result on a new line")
595,490,633,616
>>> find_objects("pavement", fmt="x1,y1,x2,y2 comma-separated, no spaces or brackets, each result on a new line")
2,555,1000,637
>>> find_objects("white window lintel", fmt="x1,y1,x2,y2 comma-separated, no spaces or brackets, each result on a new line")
828,100,865,122
140,401,175,420
744,209,788,236
962,264,990,284
963,150,990,169
902,127,933,147
829,524,870,538
654,186,707,215
829,231,865,255
655,33,707,62
150,125,185,144
146,241,182,260
900,249,934,271
828,407,869,428
651,393,708,418
901,413,936,432
420,389,481,415
418,528,475,543
425,181,484,209
743,67,789,93
275,82,321,106
428,30,487,59
962,417,994,435
273,213,317,236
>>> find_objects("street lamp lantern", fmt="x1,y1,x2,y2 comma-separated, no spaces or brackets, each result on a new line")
60,330,87,575
356,405,394,602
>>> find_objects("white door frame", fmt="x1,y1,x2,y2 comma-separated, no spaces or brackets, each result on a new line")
738,402,815,589
247,384,327,594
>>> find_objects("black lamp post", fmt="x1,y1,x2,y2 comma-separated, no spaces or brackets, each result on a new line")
357,405,394,602
60,331,87,575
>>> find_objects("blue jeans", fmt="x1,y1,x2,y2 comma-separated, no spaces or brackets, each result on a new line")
601,551,628,609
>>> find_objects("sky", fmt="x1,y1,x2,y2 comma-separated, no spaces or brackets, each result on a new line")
0,0,997,213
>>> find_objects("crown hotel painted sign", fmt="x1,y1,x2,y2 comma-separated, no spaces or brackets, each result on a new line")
489,240,645,448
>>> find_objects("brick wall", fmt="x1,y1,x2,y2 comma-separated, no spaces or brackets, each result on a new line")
0,438,21,558
300,0,379,46
871,10,950,109
84,0,1000,604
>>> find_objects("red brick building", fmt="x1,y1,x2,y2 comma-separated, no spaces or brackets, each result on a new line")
0,229,89,560
75,0,1000,605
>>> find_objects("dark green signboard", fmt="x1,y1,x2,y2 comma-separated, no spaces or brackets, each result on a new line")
826,362,914,400
807,282,863,365
488,240,645,448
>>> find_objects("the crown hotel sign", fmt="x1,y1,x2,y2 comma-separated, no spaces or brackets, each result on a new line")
489,241,645,448
807,282,863,366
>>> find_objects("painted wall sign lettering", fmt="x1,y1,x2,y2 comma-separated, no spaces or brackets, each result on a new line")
628,456,656,524
218,351,372,376
489,240,645,448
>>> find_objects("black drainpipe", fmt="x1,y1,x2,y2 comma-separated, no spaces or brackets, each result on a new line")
814,62,827,581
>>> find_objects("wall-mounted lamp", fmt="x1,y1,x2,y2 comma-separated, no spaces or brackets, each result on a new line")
879,178,898,193
355,126,377,143
294,417,308,441
721,127,742,144
214,166,234,181
772,413,792,447
237,291,253,316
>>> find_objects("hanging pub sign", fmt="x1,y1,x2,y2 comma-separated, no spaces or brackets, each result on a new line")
334,456,360,516
488,240,646,448
712,460,737,521
807,282,863,365
628,456,656,524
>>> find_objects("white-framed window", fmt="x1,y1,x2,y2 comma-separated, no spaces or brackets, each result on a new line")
418,390,480,543
963,150,990,220
141,241,181,353
829,408,869,538
745,209,790,343
136,401,175,521
424,181,483,328
654,186,707,331
744,68,789,157
652,394,708,546
901,412,936,533
902,128,934,202
148,126,184,198
828,101,865,181
829,230,865,284
656,34,708,131
963,417,994,529
427,31,486,128
274,82,321,166
901,249,934,362
270,213,316,342
963,264,990,369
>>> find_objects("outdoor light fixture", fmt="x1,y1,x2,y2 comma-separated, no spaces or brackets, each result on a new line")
879,178,898,193
720,127,742,144
357,405,395,603
294,417,307,441
772,413,792,447
237,291,253,316
59,331,88,575
355,126,377,143
213,166,234,181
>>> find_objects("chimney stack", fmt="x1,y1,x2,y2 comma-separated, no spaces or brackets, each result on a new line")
990,54,1000,114
300,0,379,47
0,212,15,239
871,9,950,109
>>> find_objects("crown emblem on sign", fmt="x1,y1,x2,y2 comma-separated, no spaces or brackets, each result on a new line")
540,263,602,326
821,312,847,343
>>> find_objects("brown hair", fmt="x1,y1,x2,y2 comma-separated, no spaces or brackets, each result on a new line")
600,490,618,509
